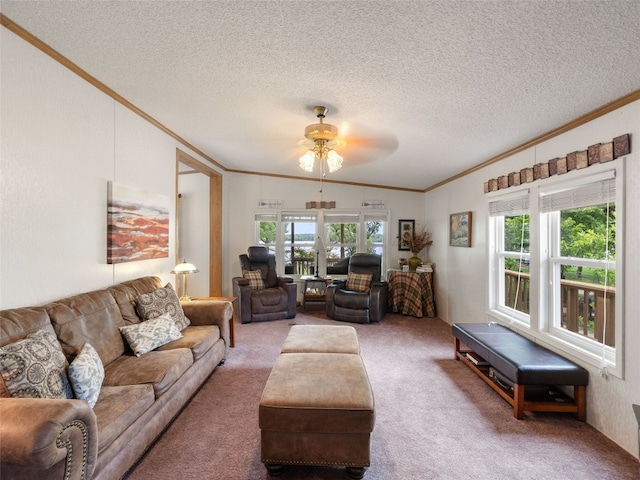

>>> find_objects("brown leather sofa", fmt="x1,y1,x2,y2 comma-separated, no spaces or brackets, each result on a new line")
326,253,388,324
232,246,296,323
0,276,232,480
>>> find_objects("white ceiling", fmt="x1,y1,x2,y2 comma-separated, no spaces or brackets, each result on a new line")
2,1,639,191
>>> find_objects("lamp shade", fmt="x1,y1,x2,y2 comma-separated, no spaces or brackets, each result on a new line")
312,236,325,251
171,260,199,274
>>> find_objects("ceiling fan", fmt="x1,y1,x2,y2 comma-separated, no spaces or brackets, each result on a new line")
296,105,399,174
298,106,343,173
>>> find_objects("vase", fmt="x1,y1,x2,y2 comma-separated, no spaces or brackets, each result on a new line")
408,253,421,272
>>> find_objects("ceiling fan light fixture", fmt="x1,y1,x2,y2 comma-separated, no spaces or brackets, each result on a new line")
299,150,315,172
298,106,343,173
326,150,343,172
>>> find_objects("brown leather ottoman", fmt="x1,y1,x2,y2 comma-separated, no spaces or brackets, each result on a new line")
259,352,375,479
280,324,360,354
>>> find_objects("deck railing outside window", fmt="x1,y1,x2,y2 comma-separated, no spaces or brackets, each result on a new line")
504,270,615,347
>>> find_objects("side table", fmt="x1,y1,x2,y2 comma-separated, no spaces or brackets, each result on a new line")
191,296,237,348
386,269,436,318
301,276,329,311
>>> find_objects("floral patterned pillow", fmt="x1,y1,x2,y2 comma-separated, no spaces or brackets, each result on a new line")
0,329,73,399
119,313,183,357
68,343,104,408
135,283,190,330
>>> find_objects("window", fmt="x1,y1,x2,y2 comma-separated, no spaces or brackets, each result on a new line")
256,213,276,253
283,213,317,275
488,162,624,377
364,212,386,258
541,171,619,373
254,210,389,277
324,213,359,268
489,191,531,323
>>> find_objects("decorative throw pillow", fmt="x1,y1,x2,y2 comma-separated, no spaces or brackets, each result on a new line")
68,343,104,408
135,283,190,330
119,313,183,357
0,329,73,399
346,272,373,293
243,270,264,289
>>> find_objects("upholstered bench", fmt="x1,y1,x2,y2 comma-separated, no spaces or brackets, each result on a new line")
260,326,374,479
452,322,589,420
280,324,360,354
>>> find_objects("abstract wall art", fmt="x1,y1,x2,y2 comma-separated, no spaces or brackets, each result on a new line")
107,182,170,264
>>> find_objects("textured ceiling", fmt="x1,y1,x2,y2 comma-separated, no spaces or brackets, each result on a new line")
2,1,640,191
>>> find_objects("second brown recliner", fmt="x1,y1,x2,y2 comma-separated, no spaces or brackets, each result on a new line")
326,253,388,324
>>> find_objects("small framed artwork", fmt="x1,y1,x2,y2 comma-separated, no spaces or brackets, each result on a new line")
450,211,472,247
398,219,415,251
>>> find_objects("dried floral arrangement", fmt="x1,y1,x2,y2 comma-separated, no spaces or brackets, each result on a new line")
407,226,433,254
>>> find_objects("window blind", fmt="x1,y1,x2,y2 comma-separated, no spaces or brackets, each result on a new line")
282,213,317,222
540,177,615,213
324,213,360,223
489,192,530,217
255,213,276,222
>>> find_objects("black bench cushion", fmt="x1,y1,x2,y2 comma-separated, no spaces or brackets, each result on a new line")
452,323,589,386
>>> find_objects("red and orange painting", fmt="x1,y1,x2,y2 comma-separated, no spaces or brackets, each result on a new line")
107,182,170,264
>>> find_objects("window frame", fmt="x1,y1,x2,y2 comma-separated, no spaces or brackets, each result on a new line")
488,188,532,326
254,209,390,278
487,160,625,378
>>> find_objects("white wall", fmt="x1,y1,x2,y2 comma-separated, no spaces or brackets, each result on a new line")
0,28,216,308
424,100,640,457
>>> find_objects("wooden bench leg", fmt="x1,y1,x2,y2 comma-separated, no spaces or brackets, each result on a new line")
575,385,586,421
454,337,461,360
514,384,525,419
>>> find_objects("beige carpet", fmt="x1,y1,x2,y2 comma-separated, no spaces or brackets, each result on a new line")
125,311,638,479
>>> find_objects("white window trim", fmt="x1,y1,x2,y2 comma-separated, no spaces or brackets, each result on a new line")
254,209,390,277
487,159,625,379
488,186,532,326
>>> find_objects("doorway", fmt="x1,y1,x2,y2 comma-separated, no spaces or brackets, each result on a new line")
176,149,222,296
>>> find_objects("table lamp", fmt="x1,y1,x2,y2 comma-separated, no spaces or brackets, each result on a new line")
171,259,199,300
312,236,325,278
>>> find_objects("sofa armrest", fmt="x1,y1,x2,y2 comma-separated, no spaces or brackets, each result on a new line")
181,300,233,350
0,398,98,480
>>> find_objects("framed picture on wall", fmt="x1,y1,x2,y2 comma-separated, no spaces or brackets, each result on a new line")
449,211,472,247
398,219,415,251
107,182,170,264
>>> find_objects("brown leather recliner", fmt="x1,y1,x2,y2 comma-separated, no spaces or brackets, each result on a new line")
326,253,388,324
233,246,297,324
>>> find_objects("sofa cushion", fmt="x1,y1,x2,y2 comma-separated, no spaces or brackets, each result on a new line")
46,289,126,366
93,384,155,454
119,314,183,357
0,307,56,347
135,284,190,330
103,348,193,398
0,307,57,398
243,270,264,289
346,273,372,293
68,343,104,408
106,276,164,326
156,325,220,361
0,329,73,400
